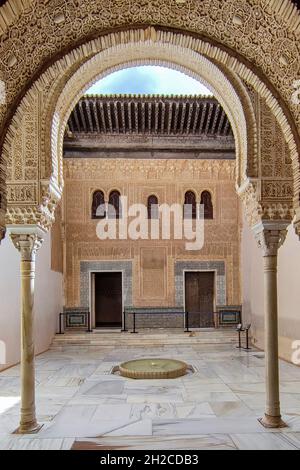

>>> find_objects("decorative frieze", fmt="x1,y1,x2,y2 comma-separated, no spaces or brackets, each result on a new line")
64,158,236,182
7,183,37,204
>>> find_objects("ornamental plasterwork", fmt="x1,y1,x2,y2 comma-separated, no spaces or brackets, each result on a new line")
62,156,241,306
2,34,253,232
52,42,249,187
0,21,298,234
63,159,236,181
0,0,299,130
2,26,299,184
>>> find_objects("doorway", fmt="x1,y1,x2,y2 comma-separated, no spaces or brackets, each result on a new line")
94,272,122,328
185,271,215,328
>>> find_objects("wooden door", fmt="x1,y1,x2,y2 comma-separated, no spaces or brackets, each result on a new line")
185,272,215,328
95,272,122,328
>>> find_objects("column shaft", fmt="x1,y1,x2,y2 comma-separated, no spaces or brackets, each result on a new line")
10,233,43,434
262,255,282,423
254,223,288,429
19,257,39,432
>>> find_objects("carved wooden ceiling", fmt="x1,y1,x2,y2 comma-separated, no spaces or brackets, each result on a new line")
66,95,233,137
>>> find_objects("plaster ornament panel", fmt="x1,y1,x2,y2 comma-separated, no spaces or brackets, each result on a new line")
238,180,262,227
262,181,293,200
6,183,37,204
140,247,167,301
260,100,293,180
260,202,294,221
6,206,53,229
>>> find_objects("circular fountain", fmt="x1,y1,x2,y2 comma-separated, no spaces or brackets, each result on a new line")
119,358,188,379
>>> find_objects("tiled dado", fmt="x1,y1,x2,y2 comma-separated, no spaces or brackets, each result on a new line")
175,261,226,307
80,260,133,308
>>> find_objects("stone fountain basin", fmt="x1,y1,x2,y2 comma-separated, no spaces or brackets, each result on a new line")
119,358,188,379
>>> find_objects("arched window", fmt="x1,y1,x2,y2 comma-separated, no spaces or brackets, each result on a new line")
108,190,121,219
184,190,197,219
147,195,159,219
201,191,213,219
91,190,105,219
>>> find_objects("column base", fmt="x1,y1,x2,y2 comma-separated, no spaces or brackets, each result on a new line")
258,414,287,429
14,422,43,435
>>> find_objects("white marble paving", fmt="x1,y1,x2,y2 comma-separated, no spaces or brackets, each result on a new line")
230,433,298,450
71,434,236,450
0,437,74,450
152,417,266,435
1,336,300,449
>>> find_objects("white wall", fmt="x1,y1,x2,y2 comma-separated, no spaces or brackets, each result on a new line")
242,217,300,362
0,232,63,371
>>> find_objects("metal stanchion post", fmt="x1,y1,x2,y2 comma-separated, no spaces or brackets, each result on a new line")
185,311,191,333
131,312,138,333
236,323,243,349
87,311,92,332
243,324,251,351
58,313,64,334
121,310,128,332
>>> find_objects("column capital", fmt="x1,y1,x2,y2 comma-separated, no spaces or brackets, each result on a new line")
10,233,43,261
253,221,289,257
7,225,45,260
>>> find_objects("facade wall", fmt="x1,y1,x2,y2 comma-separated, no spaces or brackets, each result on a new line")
241,217,300,363
62,158,241,327
0,232,63,371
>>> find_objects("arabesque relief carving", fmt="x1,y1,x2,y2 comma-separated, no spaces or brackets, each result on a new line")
0,6,298,239
0,0,299,129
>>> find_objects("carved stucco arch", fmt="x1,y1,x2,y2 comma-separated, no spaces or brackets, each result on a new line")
0,0,299,134
53,43,250,189
2,27,298,233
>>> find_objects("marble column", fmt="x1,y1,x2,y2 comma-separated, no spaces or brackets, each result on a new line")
10,232,43,434
254,222,288,428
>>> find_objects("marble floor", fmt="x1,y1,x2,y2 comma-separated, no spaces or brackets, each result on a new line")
1,337,300,450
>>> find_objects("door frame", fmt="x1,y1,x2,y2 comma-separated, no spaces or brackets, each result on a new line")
183,269,217,329
89,270,124,330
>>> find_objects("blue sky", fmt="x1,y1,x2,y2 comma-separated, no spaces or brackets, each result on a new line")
86,66,212,96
